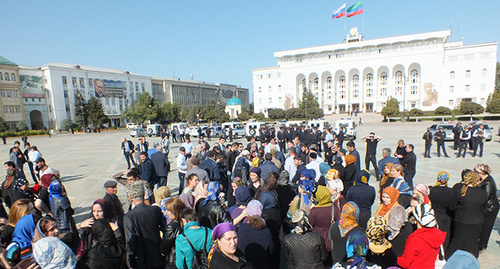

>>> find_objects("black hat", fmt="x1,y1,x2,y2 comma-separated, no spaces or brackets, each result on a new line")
104,180,118,188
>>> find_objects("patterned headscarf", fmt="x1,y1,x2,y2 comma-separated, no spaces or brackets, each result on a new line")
299,180,315,206
291,209,312,235
278,170,290,186
346,231,369,269
232,177,246,188
33,237,77,269
301,169,316,181
414,184,429,196
339,202,360,237
413,203,436,228
326,169,339,181
366,215,392,254
387,205,406,240
203,181,220,206
355,169,370,186
461,171,481,198
434,171,450,186
13,178,31,198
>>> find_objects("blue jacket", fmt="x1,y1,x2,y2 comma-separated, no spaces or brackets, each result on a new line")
377,156,400,177
140,158,157,186
260,161,279,180
175,222,213,269
199,158,220,183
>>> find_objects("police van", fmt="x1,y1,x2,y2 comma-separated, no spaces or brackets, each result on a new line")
245,122,267,141
335,118,358,139
221,122,245,138
308,119,332,132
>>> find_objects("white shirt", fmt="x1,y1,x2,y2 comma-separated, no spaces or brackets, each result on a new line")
182,142,194,154
306,160,321,182
177,154,187,174
284,156,297,183
28,150,42,165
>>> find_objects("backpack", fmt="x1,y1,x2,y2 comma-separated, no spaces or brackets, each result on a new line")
182,227,209,269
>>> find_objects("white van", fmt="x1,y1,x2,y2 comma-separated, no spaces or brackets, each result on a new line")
171,122,188,131
146,124,162,137
308,120,332,132
221,122,245,138
335,118,358,139
285,120,306,127
245,122,267,141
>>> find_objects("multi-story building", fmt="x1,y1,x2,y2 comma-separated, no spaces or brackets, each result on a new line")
253,30,497,116
18,66,49,130
0,56,25,130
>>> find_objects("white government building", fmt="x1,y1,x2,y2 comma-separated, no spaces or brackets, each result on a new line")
253,29,498,116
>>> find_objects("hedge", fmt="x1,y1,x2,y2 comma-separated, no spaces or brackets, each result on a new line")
0,130,50,138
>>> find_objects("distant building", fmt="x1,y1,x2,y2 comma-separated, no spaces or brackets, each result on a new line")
18,66,49,130
225,97,243,118
0,56,26,130
152,77,249,108
253,30,498,116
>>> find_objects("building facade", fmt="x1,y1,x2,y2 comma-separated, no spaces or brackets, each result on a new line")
0,56,26,130
18,66,49,130
152,76,249,108
253,30,498,116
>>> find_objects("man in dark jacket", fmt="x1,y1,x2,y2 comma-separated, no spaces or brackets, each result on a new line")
121,137,136,169
291,154,306,185
401,144,417,189
422,128,433,158
199,151,220,183
103,180,124,225
124,181,164,269
452,122,462,150
150,145,171,187
139,152,157,188
260,153,280,180
435,127,449,157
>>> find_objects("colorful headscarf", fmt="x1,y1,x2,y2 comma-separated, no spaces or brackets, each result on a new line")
339,202,360,237
366,215,392,254
319,163,331,179
278,170,290,186
314,185,332,207
414,184,429,196
33,237,77,269
325,169,339,181
413,203,436,228
346,231,369,269
232,177,246,188
376,187,400,217
299,180,315,206
355,169,370,186
203,181,221,206
344,155,356,166
246,200,263,217
387,205,406,240
461,171,481,198
291,209,312,235
434,171,450,186
234,186,251,206
13,178,32,198
301,169,316,181
208,222,236,264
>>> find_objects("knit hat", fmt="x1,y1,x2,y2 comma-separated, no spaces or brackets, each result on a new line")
412,203,436,228
250,167,261,176
301,169,316,181
325,169,339,180
126,181,145,199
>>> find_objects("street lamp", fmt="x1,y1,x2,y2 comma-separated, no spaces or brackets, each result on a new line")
217,102,221,125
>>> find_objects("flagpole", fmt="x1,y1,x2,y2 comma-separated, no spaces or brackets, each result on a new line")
344,3,347,42
362,3,365,38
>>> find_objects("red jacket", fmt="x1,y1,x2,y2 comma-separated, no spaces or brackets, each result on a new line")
397,227,445,269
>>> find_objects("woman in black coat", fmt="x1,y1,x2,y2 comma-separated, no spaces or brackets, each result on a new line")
161,198,186,268
474,164,499,252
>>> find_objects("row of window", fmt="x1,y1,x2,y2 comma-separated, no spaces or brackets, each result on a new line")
0,72,16,82
448,53,490,62
3,106,21,114
450,69,487,79
449,83,488,93
25,98,43,102
1,90,18,98
62,76,146,92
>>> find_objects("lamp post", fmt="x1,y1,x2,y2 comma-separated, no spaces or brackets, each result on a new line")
217,102,221,125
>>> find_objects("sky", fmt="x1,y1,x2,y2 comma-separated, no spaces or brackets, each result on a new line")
2,0,499,101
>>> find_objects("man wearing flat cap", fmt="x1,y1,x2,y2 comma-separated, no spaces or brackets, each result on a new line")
103,180,124,225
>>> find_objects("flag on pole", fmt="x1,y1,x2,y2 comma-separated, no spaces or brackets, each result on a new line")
331,3,346,19
347,1,363,17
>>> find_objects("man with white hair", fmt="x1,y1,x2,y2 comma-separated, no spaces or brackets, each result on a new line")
377,147,400,180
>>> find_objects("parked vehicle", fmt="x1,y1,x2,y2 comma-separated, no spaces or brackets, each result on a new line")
171,122,189,131
222,122,245,138
308,119,332,132
126,123,139,129
335,119,357,139
130,127,147,138
210,126,223,138
245,122,267,141
146,124,162,137
428,123,454,141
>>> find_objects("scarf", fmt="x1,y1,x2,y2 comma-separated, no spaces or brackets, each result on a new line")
339,202,360,237
413,203,436,228
193,181,208,204
33,237,77,269
278,170,290,186
291,209,312,235
380,163,394,190
434,171,450,186
346,231,369,269
376,187,400,217
344,155,356,166
13,178,32,198
208,222,235,264
301,169,316,181
387,205,406,240
319,163,330,179
234,186,251,207
12,214,36,249
325,169,339,181
299,180,315,206
366,215,392,254
314,185,332,207
355,169,370,186
202,181,220,206
461,171,481,198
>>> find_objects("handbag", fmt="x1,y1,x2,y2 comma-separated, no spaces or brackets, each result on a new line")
435,245,446,269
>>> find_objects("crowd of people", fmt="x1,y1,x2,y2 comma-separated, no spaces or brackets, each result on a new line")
0,121,495,269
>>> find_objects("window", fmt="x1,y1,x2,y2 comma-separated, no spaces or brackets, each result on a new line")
3,107,7,114
367,88,373,97
449,86,454,93
327,92,332,100
278,96,282,102
66,105,70,112
448,55,457,62
410,69,418,95
339,76,346,99
49,105,52,112
465,85,470,92
481,52,490,59
411,101,417,108
6,91,11,97
10,73,15,81
62,76,67,85
268,97,272,104
466,70,471,78
278,85,282,91
326,76,332,90
450,71,455,79
135,82,138,91
12,90,17,98
464,54,474,60
394,71,403,95
72,77,77,86
481,83,486,91
0,73,2,80
0,91,4,97
352,75,359,98
268,86,272,92
380,72,387,97
89,78,93,87
141,83,145,91
258,87,262,93
313,78,319,91
64,90,68,98
79,78,85,88
366,73,373,87
482,68,487,78
4,73,9,81
15,107,20,113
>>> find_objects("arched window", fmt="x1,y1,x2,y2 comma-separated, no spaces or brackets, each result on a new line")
301,79,306,91
278,85,282,91
313,77,319,91
482,68,487,78
352,75,359,98
394,71,403,95
410,69,418,95
11,73,15,81
4,73,9,81
466,70,471,78
258,87,262,93
366,73,373,97
339,76,346,99
326,76,332,90
450,71,455,79
268,86,272,92
379,72,387,97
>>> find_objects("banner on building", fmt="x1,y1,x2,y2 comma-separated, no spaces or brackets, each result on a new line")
94,79,125,98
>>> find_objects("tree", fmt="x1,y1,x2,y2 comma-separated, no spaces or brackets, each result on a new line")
381,97,400,117
408,108,423,116
0,118,7,132
434,106,452,115
486,99,500,114
189,104,203,124
161,102,181,123
74,92,88,128
495,62,500,93
253,112,265,121
308,107,324,119
286,108,304,119
122,92,160,125
16,121,29,131
268,108,286,120
248,103,254,116
86,97,108,127
61,119,78,131
180,104,190,122
237,111,250,121
460,101,484,121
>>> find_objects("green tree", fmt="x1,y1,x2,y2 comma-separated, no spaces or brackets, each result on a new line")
237,111,250,121
16,121,29,131
253,112,265,121
61,118,78,131
180,104,190,122
161,102,181,123
74,92,88,128
0,118,8,132
189,104,203,124
381,97,400,117
122,92,160,125
408,108,423,116
495,62,500,93
486,99,500,113
460,101,484,121
268,108,286,120
286,108,304,119
307,107,324,119
434,106,452,115
248,103,254,116
86,97,108,127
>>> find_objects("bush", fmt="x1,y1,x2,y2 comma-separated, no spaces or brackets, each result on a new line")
307,107,324,119
408,108,423,116
0,130,50,138
486,99,500,114
237,111,250,121
61,119,78,131
460,101,484,115
268,109,286,120
286,108,304,119
253,112,265,121
381,106,399,117
434,106,452,115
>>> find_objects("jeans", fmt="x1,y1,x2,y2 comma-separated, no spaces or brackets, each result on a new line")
178,172,186,194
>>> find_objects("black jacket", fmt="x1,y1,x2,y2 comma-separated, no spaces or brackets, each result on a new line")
150,152,171,177
161,220,181,267
401,151,416,175
284,231,328,269
140,158,158,186
103,192,124,225
481,175,499,213
196,199,231,229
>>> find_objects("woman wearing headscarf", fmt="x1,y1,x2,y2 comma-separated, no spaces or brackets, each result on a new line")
365,215,396,267
9,213,40,261
474,163,499,252
275,170,296,230
247,167,262,197
260,190,282,269
330,202,365,264
196,182,231,229
428,171,457,251
387,205,413,258
332,230,381,269
374,187,400,219
236,200,274,269
283,210,328,269
398,204,446,269
379,163,395,198
33,236,77,269
11,177,35,204
412,184,431,205
49,180,79,252
192,180,209,207
309,185,333,252
318,162,331,186
228,177,247,208
347,169,376,229
208,222,252,268
326,172,346,223
1,199,35,246
288,179,315,216
342,155,357,196
447,170,487,259
389,164,412,208
229,186,251,225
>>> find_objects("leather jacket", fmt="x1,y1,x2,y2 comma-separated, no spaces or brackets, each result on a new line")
50,197,74,233
196,199,231,229
481,175,500,213
161,220,181,267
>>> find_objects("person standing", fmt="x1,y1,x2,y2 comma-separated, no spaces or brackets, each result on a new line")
457,126,471,158
161,135,170,157
422,128,433,158
400,144,416,190
124,181,164,269
176,147,188,194
474,164,499,252
139,152,158,190
346,141,361,173
472,124,484,157
121,137,136,169
361,132,381,179
377,148,400,180
277,127,286,154
452,122,463,150
435,127,449,157
103,180,125,225
151,145,171,187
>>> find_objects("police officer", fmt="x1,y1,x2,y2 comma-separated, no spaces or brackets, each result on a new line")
422,128,433,158
452,122,462,150
458,126,471,158
472,124,484,157
277,126,286,153
435,127,449,157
